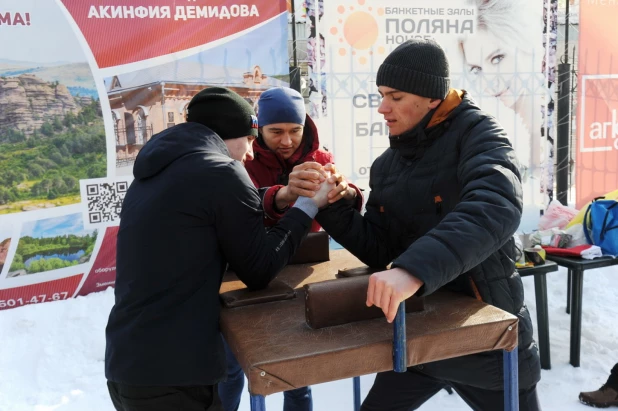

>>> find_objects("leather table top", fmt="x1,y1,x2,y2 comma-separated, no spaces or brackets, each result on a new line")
220,250,518,396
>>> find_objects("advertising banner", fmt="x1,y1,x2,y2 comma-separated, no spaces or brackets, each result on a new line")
0,0,289,310
576,0,618,208
305,0,554,227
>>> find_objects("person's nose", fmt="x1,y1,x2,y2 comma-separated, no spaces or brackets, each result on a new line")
377,99,390,115
281,133,292,146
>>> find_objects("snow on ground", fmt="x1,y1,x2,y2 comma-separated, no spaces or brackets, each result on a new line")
0,264,617,411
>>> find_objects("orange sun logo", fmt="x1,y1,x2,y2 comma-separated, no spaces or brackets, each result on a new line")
330,0,385,65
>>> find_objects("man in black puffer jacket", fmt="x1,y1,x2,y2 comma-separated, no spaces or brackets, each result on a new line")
319,39,542,410
105,87,333,411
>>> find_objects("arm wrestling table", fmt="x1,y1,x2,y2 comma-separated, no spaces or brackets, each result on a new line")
220,249,520,411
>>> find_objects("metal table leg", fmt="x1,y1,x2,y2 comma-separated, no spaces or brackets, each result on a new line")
503,349,519,411
250,394,266,411
533,273,551,369
566,269,572,314
570,269,584,367
394,301,407,372
353,376,361,411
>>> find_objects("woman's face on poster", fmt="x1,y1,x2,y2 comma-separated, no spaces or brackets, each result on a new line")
460,30,535,109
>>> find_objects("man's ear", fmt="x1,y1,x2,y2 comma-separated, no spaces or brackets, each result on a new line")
428,99,442,109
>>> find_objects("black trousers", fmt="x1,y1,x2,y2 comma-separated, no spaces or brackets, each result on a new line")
607,363,618,389
361,369,541,411
107,381,223,411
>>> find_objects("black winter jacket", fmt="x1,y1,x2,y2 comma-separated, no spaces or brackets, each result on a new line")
105,122,312,386
316,91,541,390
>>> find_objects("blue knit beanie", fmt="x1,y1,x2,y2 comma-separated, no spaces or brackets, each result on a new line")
257,87,306,127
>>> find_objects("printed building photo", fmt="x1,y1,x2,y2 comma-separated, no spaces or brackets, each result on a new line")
104,13,290,175
107,63,286,170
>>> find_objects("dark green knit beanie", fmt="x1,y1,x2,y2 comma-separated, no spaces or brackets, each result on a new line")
376,39,450,100
186,87,258,139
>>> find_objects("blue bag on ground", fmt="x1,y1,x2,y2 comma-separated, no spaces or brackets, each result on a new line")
583,198,618,255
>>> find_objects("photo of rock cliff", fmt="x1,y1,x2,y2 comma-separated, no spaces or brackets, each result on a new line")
0,0,106,215
0,74,106,214
0,59,98,99
0,73,90,135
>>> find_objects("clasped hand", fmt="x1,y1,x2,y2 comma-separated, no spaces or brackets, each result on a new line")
276,162,355,209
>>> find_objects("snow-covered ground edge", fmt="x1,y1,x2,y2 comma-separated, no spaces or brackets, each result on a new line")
0,264,616,411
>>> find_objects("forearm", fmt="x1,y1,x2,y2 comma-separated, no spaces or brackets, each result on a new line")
231,207,313,290
274,185,293,211
317,202,393,268
260,185,287,222
216,164,314,290
392,196,521,297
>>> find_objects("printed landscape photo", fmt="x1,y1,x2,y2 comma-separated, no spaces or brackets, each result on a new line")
0,225,13,274
0,0,106,215
8,213,98,277
0,237,11,274
0,73,106,215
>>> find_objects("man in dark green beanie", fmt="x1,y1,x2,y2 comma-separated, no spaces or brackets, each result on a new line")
317,39,541,410
105,87,334,411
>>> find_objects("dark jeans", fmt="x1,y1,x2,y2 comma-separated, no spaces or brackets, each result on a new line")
107,381,223,411
218,338,313,411
361,368,541,411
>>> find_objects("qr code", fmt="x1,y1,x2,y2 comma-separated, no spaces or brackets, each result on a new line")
84,180,130,225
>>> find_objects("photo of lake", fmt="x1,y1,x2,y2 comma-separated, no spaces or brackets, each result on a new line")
8,213,98,277
24,249,85,268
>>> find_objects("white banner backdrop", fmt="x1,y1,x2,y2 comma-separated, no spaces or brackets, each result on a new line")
305,0,551,228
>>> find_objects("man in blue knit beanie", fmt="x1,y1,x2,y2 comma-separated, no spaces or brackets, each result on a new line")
218,87,363,411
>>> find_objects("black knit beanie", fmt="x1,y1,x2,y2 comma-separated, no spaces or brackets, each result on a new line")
376,39,450,100
186,87,258,139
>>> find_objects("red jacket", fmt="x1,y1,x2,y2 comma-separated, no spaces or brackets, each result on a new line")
245,115,363,232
